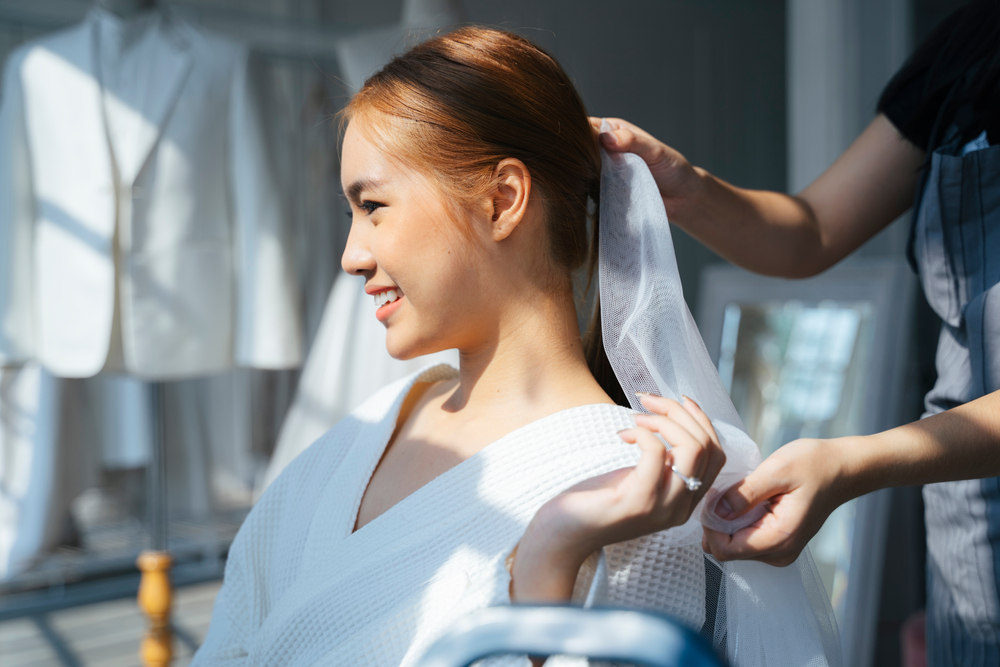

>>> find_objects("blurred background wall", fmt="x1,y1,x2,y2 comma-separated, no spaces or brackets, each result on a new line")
0,0,791,310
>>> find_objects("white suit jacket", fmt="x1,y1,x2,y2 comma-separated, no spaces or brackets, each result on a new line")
0,8,302,379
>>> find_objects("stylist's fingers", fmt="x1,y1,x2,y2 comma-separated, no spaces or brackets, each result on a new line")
588,116,701,211
714,471,784,522
702,499,810,568
603,120,669,167
702,523,797,567
591,117,673,167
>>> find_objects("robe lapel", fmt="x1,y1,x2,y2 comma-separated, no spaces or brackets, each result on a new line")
294,415,396,575
291,365,456,578
249,399,637,667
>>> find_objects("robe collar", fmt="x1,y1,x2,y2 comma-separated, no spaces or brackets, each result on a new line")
249,364,635,666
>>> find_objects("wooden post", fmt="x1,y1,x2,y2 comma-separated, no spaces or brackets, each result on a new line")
138,381,173,665
137,550,174,666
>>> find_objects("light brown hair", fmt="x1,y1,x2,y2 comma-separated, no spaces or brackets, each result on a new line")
342,26,626,405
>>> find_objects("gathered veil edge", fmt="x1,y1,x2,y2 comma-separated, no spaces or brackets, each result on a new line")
595,121,843,667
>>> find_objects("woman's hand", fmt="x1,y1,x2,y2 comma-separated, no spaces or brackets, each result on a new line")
701,437,855,567
589,117,706,221
510,394,727,602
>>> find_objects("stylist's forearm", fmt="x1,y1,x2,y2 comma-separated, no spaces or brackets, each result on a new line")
839,389,1000,497
674,170,826,279
604,114,920,279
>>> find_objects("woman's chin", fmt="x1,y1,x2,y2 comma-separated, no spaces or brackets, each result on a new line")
384,332,440,362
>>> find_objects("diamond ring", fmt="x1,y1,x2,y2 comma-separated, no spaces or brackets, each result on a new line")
670,465,702,492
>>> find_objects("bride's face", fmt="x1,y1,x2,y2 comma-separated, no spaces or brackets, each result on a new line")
340,120,500,360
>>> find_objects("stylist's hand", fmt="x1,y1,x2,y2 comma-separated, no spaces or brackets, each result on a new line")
511,394,726,602
701,437,854,567
590,117,705,219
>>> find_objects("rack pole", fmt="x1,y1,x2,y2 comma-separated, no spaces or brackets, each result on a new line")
137,381,174,666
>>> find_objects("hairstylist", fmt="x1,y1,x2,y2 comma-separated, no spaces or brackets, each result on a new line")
597,1,999,664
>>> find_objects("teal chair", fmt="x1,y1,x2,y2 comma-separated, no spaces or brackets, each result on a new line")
416,606,725,667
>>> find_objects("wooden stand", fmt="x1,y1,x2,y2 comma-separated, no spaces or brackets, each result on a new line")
137,551,174,667
138,382,173,666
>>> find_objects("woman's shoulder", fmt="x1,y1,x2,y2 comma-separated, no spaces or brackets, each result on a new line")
539,401,634,434
499,401,637,468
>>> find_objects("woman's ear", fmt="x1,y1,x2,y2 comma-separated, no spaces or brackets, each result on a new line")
490,158,531,242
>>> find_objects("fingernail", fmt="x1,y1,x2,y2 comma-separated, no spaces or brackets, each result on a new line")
715,497,733,519
681,395,689,405
600,131,618,146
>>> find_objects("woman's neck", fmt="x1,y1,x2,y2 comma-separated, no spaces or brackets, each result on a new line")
444,284,613,420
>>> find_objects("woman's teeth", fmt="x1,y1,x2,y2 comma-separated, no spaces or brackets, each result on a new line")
374,289,401,308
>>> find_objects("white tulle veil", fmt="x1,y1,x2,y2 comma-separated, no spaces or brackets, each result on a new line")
597,121,843,667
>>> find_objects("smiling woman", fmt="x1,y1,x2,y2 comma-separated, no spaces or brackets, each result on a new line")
191,27,838,667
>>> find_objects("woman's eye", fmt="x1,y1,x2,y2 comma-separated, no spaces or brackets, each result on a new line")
360,200,384,215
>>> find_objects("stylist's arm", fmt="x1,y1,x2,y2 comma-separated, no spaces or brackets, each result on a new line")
593,115,1000,566
702,391,1000,565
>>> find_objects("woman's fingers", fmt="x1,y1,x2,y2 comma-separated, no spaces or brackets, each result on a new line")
631,412,710,482
618,427,668,507
622,421,712,520
634,394,725,482
637,394,711,448
679,396,721,448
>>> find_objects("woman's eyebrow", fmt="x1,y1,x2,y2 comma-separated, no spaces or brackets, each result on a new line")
345,177,386,205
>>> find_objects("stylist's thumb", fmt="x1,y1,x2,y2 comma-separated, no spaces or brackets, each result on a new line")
592,117,670,167
590,116,697,207
597,118,666,166
714,470,782,521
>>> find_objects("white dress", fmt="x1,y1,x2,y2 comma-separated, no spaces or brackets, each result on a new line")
193,364,709,666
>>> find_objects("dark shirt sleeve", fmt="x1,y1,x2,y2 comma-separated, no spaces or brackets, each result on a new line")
878,67,941,152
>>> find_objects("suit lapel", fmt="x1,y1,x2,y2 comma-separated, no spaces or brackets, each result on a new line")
126,19,191,184
95,10,193,186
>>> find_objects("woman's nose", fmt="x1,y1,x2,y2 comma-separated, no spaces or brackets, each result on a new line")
341,225,376,276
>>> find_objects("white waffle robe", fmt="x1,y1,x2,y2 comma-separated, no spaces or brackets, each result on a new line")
194,365,708,666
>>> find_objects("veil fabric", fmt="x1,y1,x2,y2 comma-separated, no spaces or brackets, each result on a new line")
597,122,843,667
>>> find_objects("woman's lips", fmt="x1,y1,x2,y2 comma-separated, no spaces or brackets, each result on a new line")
375,294,403,323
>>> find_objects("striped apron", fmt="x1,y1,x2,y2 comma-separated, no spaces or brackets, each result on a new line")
912,125,1000,666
